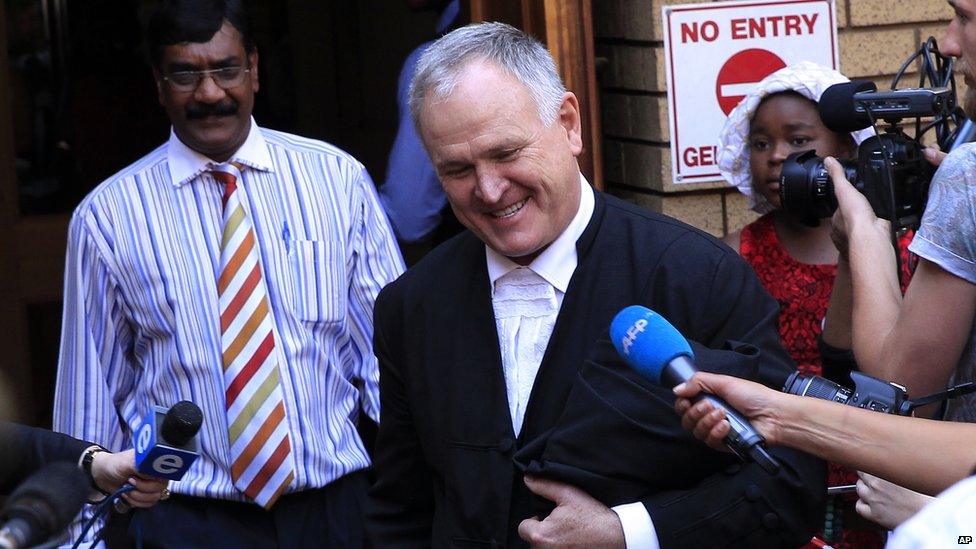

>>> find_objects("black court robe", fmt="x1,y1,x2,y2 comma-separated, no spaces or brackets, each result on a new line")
366,191,825,548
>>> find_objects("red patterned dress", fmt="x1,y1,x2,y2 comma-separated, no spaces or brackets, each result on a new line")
740,213,913,549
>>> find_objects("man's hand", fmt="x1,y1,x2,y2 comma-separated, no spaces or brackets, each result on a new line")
517,476,625,548
825,157,891,259
854,471,933,529
90,449,169,508
673,372,784,449
923,145,947,167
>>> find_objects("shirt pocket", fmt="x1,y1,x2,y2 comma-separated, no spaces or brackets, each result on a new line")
289,239,347,323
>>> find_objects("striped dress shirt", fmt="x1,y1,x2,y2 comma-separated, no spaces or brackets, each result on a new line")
53,119,404,543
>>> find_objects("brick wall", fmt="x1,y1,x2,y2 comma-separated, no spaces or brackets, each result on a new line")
594,0,954,236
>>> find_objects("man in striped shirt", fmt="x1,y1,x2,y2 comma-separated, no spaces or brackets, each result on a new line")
52,1,403,547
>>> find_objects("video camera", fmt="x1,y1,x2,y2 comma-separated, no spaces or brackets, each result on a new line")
779,38,967,231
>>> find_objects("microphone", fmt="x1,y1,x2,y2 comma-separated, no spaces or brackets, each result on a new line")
817,80,877,134
610,305,781,475
133,400,203,480
113,401,203,513
0,462,89,549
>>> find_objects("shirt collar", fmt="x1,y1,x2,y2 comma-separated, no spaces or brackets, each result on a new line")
437,1,460,34
166,116,275,187
487,174,595,294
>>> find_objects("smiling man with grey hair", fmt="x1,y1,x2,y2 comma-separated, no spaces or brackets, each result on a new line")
367,22,824,548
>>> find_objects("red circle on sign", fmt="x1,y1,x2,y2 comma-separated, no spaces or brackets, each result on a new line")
715,49,787,116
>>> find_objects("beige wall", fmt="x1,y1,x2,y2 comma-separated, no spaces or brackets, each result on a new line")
594,0,954,236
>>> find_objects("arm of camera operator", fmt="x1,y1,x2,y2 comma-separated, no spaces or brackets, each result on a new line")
819,255,866,385
673,371,976,496
825,157,976,417
821,255,853,349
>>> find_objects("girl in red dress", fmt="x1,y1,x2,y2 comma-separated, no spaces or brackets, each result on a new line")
718,62,918,548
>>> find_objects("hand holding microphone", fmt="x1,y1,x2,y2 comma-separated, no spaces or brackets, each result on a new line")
672,371,785,450
89,449,169,509
610,306,781,475
69,402,203,548
113,400,203,513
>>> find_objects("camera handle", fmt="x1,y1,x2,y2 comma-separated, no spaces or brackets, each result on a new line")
950,119,976,151
905,381,976,413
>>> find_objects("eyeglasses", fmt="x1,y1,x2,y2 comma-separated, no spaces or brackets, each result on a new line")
162,66,251,92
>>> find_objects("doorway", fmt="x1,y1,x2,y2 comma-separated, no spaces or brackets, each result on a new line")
0,0,451,425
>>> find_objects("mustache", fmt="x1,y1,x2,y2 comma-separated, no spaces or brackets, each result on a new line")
185,100,238,120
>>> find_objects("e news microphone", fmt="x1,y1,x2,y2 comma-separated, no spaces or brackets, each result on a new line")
0,462,89,549
134,400,203,480
610,305,781,475
113,401,202,514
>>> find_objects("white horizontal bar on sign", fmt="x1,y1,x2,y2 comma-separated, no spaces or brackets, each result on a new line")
720,82,761,97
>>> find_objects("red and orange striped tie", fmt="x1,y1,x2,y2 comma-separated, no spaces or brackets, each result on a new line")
213,162,295,508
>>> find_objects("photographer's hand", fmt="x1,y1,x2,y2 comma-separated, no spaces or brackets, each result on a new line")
825,157,891,258
673,372,785,449
923,145,947,167
855,471,933,529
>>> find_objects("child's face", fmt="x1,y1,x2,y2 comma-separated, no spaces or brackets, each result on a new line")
748,93,854,209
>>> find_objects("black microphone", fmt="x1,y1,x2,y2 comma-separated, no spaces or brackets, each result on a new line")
0,462,89,549
159,401,204,448
817,80,878,134
610,306,781,475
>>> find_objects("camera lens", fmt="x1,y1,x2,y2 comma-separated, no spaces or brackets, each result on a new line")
783,371,853,405
779,150,858,226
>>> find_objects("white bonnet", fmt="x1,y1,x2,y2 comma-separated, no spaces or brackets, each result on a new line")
717,61,875,213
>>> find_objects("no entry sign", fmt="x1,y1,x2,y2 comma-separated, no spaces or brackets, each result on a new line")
662,0,838,183
716,48,787,115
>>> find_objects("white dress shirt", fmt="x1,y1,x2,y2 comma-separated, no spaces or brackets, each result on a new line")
485,175,657,549
491,267,558,437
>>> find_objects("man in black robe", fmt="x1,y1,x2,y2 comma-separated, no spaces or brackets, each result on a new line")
366,21,825,548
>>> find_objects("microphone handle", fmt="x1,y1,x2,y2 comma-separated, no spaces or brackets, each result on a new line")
659,356,781,474
694,393,781,476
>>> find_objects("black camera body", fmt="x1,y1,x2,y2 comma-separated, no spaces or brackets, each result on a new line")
778,83,952,230
783,370,912,416
780,131,933,229
849,86,953,119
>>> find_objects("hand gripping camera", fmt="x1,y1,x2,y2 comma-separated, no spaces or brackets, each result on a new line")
779,38,967,231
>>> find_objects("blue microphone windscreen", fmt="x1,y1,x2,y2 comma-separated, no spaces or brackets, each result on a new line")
610,305,694,385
